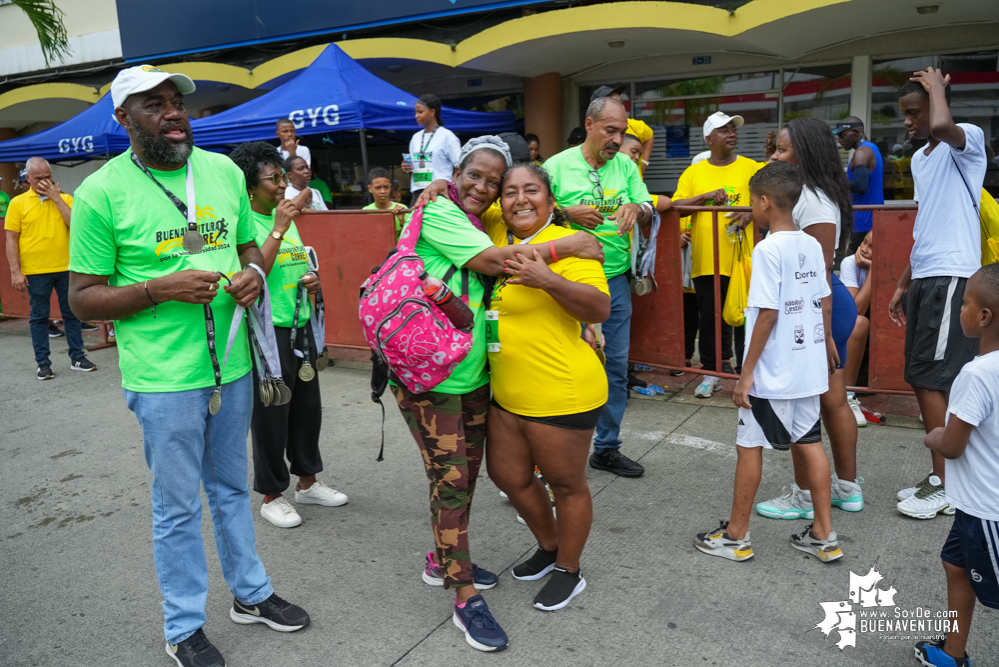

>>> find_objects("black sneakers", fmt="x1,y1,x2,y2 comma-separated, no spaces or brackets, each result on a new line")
80,322,100,332
512,546,558,581
70,356,97,372
229,593,310,632
533,567,586,611
37,364,54,380
47,323,64,338
589,450,645,477
166,628,225,667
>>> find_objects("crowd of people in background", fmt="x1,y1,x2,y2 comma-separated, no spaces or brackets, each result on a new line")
2,60,998,667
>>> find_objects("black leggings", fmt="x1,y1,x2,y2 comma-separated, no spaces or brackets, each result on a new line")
692,274,744,370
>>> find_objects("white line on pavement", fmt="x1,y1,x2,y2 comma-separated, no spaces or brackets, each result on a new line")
665,433,735,457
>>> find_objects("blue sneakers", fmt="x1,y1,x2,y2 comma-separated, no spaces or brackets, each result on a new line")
453,595,508,652
915,637,971,666
421,552,498,590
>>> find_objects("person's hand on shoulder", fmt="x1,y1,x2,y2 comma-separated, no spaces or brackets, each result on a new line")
416,179,450,206
568,232,605,264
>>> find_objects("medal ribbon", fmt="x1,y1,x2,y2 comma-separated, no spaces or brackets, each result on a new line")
223,263,282,381
289,281,310,365
130,151,197,238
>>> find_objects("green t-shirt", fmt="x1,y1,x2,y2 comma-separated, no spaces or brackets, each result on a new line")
397,197,492,394
544,146,652,278
0,190,10,217
252,211,311,328
69,148,256,393
309,177,332,204
363,201,408,237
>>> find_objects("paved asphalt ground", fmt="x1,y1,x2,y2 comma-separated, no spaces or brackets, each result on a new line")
1,326,997,667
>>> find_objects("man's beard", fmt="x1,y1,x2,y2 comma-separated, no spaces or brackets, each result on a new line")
132,122,194,166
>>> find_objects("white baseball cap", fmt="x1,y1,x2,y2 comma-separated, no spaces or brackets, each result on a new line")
703,111,744,139
110,65,196,122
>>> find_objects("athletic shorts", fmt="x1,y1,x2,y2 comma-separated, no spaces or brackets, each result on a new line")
737,395,822,450
491,400,604,431
940,509,999,609
904,277,979,391
830,273,857,370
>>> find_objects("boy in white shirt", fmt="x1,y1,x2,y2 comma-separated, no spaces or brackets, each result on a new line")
915,263,999,667
695,162,843,563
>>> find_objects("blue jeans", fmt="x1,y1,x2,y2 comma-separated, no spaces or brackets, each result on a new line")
124,372,273,644
594,274,632,453
26,271,83,365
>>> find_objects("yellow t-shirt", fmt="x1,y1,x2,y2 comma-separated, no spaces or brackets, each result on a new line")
484,220,610,417
3,188,73,275
672,156,762,279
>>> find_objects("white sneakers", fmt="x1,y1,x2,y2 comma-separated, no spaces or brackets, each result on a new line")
260,497,302,528
694,375,722,398
295,480,349,507
847,395,867,427
261,481,348,528
897,474,955,519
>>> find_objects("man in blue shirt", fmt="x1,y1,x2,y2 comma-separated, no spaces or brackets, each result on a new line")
835,118,884,253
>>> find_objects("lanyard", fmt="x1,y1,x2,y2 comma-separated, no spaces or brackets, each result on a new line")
419,129,436,158
506,215,553,246
290,278,315,381
130,152,203,253
204,302,223,414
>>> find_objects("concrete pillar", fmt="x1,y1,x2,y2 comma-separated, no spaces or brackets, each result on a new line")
523,72,562,160
561,78,580,152
0,128,17,200
850,55,872,133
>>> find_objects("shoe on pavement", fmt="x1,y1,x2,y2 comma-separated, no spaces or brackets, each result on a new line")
80,321,99,332
452,595,508,652
260,496,302,528
294,480,348,506
37,364,54,380
47,323,64,338
694,375,721,398
421,552,498,590
847,395,867,427
756,484,814,520
512,546,558,581
790,524,844,562
588,450,644,477
914,637,970,667
230,593,310,632
694,520,753,561
721,361,735,375
897,473,934,501
498,490,508,499
831,475,864,512
70,356,97,372
533,567,586,611
166,628,225,667
897,476,955,519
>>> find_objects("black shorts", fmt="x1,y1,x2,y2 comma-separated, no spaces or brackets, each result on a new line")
940,509,999,609
904,277,979,391
491,400,604,431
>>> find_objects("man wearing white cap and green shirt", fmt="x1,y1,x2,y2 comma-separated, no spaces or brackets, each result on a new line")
67,65,310,667
672,111,764,397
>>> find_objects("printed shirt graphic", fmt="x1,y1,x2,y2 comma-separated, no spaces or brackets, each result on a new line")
485,221,609,417
396,197,492,394
3,188,73,274
69,147,255,393
407,127,461,191
744,230,830,399
672,156,762,279
252,211,311,328
544,146,651,278
945,350,999,521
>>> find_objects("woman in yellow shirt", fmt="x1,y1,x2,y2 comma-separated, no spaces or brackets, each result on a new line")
484,163,610,612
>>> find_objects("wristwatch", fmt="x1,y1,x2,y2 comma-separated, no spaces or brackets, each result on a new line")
270,230,284,241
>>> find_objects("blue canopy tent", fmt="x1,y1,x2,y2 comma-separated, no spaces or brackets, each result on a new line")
0,94,130,163
191,43,515,176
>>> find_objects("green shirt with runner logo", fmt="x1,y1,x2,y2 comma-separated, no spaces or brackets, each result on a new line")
252,210,311,328
543,146,652,279
69,147,256,393
394,197,492,395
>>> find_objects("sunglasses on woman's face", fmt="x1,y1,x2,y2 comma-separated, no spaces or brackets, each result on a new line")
262,171,287,185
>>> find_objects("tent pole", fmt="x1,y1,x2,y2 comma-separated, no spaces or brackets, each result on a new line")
359,128,371,205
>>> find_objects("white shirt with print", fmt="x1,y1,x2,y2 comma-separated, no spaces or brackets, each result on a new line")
285,185,328,211
946,350,999,521
408,126,461,192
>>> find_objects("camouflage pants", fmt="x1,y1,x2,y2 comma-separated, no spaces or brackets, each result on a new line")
392,383,489,590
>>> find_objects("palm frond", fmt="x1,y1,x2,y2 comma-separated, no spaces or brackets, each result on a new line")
13,0,71,67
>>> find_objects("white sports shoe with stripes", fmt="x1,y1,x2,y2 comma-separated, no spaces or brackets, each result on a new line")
897,475,955,519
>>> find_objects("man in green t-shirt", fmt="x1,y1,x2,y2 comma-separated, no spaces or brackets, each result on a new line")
545,96,653,479
67,66,309,667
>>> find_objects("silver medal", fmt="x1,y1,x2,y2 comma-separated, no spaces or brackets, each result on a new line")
299,362,315,382
274,379,292,405
208,389,222,415
183,229,205,253
316,347,329,371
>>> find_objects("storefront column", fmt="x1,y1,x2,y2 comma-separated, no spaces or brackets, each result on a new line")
850,55,872,132
523,72,562,159
561,78,579,151
0,128,17,199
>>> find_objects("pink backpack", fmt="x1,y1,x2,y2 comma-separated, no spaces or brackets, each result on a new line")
358,202,473,396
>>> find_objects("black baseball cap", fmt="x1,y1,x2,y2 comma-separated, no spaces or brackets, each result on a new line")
832,120,864,135
589,84,626,104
